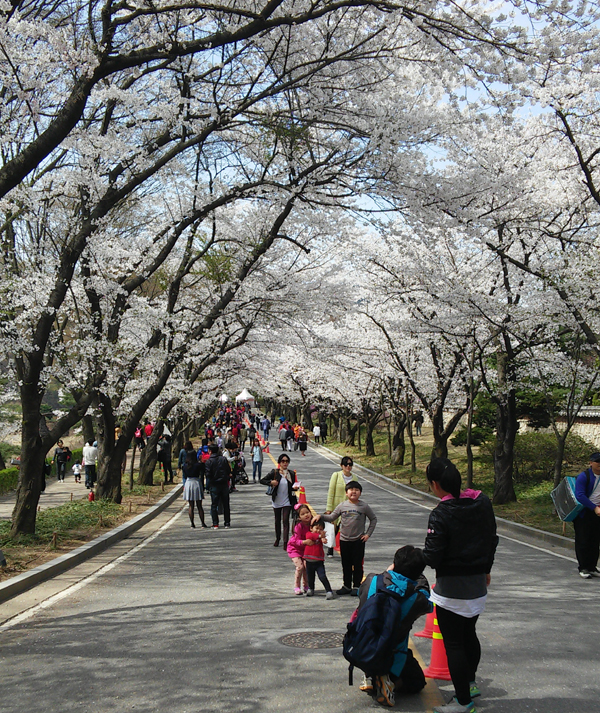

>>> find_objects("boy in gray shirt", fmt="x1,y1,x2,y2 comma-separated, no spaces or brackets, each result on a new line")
319,481,377,596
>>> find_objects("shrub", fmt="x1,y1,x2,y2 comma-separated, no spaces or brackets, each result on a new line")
0,467,19,495
513,432,597,483
450,425,493,447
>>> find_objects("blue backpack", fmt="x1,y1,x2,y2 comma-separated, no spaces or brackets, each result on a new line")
343,574,415,684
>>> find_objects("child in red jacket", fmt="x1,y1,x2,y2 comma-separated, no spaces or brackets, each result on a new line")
304,521,335,600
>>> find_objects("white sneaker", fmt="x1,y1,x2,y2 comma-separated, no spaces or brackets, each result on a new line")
579,570,593,579
306,589,314,597
326,591,335,600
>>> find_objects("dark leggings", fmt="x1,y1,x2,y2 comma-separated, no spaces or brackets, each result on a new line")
306,561,332,592
273,506,292,547
436,607,481,705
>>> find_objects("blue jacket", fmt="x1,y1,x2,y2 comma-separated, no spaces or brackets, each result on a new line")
357,570,432,678
575,468,597,515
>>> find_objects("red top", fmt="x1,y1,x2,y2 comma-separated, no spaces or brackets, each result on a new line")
303,531,325,562
144,423,154,437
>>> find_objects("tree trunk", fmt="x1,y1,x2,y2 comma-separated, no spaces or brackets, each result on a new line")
81,414,95,444
0,451,5,470
357,419,361,451
10,388,46,535
345,417,357,447
138,427,162,486
553,434,568,488
129,443,136,491
302,404,314,431
390,413,407,467
430,405,449,460
493,387,518,504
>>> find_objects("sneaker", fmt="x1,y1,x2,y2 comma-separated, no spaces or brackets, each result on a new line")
579,570,593,579
336,586,352,596
350,587,359,596
294,588,303,595
224,525,231,529
375,674,395,707
306,589,314,597
359,675,374,693
212,525,219,530
358,673,374,695
469,682,480,698
326,591,335,600
433,699,476,713
326,548,334,558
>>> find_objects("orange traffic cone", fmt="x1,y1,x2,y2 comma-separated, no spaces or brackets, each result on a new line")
414,607,435,639
298,486,307,505
423,606,452,680
414,585,435,638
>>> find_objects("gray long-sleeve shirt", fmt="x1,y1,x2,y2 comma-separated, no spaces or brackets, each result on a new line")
321,499,377,541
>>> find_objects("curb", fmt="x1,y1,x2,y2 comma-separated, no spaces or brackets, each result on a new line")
0,485,183,604
310,443,575,555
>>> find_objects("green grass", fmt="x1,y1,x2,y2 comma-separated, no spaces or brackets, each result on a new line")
322,426,572,539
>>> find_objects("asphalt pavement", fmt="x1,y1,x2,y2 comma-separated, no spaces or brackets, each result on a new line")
0,442,597,712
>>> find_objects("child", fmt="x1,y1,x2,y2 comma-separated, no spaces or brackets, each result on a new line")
351,545,432,707
72,460,82,483
286,504,311,594
319,481,377,596
304,520,335,599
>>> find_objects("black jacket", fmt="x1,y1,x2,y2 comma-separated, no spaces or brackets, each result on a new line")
423,493,498,577
260,468,297,505
205,453,231,487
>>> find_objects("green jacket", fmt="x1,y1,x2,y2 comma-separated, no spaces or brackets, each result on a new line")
326,470,360,516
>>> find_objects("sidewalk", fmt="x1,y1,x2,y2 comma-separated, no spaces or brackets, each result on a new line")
0,474,91,521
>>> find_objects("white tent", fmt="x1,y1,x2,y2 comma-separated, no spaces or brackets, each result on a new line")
219,393,230,403
235,388,255,406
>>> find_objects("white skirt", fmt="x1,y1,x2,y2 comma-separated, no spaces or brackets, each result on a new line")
183,477,203,501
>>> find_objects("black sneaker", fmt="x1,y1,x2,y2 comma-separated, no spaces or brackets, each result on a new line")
336,586,352,596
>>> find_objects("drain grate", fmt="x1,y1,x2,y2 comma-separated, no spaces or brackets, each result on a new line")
279,631,344,649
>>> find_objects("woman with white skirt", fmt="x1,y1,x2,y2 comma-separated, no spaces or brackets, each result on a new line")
182,454,207,528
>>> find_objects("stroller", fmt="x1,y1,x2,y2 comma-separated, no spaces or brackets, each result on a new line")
230,451,248,488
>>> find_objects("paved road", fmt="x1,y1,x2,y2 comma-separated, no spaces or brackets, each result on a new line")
0,443,597,712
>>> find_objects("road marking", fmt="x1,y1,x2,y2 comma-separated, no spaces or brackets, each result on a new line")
0,506,185,633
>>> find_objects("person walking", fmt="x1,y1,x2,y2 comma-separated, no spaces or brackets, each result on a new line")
278,424,288,451
573,452,600,578
260,453,297,549
158,433,173,484
205,444,232,529
423,458,498,713
313,423,320,444
182,453,207,528
82,439,98,489
52,439,70,482
250,439,269,483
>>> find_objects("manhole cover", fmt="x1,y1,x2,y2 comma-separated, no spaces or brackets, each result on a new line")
279,631,344,649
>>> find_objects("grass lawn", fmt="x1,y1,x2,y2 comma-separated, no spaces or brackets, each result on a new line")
320,425,572,540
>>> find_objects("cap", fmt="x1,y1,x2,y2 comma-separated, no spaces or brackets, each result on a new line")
590,453,600,463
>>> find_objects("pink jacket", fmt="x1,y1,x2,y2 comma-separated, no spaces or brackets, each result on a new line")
287,522,311,559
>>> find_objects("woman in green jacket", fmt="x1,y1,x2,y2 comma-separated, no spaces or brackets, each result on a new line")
325,456,359,556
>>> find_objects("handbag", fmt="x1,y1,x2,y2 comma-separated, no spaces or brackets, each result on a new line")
265,485,274,496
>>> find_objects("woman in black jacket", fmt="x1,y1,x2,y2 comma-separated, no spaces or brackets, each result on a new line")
423,458,498,713
260,453,298,549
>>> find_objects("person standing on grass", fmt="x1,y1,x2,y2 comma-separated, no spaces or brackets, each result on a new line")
573,452,600,579
318,481,377,596
423,458,498,713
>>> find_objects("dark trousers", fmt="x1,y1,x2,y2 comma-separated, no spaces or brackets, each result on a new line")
436,607,480,705
339,538,365,588
573,508,600,571
56,462,67,480
85,465,96,488
306,560,332,592
273,505,292,547
210,485,230,527
162,460,173,483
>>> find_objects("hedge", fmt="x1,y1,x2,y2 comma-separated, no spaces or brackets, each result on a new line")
0,467,19,496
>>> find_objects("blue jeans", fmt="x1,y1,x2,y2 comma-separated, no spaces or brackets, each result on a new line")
252,460,262,481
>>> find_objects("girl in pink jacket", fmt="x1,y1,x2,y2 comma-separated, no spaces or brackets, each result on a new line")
287,504,312,594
